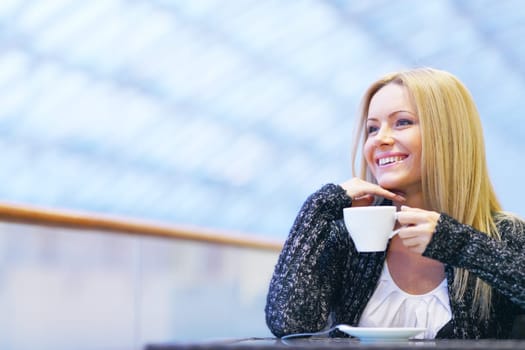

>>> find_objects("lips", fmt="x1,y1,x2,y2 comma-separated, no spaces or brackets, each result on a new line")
377,155,407,166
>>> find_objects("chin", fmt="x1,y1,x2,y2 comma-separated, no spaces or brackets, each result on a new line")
376,177,403,190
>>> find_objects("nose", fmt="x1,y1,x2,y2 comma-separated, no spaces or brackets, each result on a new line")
373,125,394,146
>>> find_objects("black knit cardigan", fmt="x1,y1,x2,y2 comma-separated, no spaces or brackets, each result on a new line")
265,184,525,339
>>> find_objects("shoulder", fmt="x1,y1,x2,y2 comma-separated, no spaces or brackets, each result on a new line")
494,212,525,242
494,212,525,229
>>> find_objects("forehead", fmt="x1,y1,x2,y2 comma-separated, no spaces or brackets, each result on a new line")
367,84,416,117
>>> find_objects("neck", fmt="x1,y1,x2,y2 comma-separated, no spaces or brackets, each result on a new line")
393,190,426,210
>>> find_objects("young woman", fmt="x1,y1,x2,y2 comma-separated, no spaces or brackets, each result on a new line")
265,67,525,339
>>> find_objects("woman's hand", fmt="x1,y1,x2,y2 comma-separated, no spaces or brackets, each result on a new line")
395,206,441,254
340,178,406,207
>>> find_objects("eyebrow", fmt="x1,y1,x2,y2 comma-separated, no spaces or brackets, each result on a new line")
366,110,416,120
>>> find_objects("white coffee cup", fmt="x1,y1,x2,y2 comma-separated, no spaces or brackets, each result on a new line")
343,206,398,252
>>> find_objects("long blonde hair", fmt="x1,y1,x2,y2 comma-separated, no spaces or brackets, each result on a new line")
351,67,501,319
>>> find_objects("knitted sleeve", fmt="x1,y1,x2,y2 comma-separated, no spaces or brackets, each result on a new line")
423,213,525,307
264,184,352,337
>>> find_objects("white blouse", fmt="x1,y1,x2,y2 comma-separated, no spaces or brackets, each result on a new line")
358,261,452,339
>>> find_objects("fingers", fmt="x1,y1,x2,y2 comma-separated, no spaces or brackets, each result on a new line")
351,194,375,207
398,205,439,223
396,226,432,254
340,178,406,206
395,206,441,254
376,188,406,203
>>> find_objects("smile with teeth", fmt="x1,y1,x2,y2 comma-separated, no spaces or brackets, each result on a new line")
378,155,407,166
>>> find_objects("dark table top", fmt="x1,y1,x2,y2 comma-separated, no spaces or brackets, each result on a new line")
145,337,525,350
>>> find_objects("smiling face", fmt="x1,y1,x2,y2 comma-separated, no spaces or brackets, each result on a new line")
363,83,422,197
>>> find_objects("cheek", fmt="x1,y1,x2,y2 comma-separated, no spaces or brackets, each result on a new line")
363,140,375,168
411,136,423,164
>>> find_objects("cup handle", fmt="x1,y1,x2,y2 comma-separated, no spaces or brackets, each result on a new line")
390,212,401,239
389,228,401,239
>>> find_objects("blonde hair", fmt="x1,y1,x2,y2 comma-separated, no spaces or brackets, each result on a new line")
351,67,502,319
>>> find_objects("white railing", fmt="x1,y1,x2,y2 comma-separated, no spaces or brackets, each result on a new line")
0,202,282,350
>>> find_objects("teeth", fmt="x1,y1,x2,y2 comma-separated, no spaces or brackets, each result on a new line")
378,156,405,166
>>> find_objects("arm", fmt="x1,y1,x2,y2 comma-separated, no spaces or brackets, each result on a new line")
423,213,525,307
265,184,352,337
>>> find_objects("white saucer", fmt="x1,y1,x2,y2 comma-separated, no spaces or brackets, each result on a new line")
337,325,426,342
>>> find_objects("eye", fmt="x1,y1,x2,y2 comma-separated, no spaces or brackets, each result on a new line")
396,118,414,127
367,125,379,135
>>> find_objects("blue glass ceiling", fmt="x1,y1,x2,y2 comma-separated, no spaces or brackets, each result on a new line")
0,0,524,239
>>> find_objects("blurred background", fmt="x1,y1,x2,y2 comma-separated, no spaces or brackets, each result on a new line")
0,0,524,239
1,1,525,349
